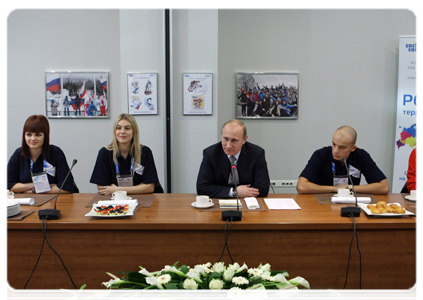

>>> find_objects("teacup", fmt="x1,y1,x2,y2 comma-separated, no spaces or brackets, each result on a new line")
112,191,128,200
196,195,213,207
7,190,15,199
338,188,351,197
410,190,417,200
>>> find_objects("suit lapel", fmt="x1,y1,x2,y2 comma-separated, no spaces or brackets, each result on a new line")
218,146,231,183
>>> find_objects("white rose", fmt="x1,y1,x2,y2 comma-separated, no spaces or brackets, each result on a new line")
261,263,271,272
212,262,226,273
209,279,224,290
183,278,198,290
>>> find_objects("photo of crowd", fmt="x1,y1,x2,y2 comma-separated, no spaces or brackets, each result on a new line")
236,73,299,119
46,72,109,118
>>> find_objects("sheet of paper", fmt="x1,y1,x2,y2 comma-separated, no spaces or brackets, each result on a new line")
264,198,301,210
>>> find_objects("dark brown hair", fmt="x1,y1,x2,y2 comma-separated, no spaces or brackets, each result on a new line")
21,115,50,159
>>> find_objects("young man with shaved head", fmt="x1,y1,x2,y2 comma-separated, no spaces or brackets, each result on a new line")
297,126,389,194
196,119,270,198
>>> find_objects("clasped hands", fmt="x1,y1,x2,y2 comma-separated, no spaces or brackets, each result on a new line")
236,184,259,198
97,184,118,196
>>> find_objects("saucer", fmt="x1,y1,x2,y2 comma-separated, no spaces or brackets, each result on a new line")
405,195,416,202
110,196,132,200
191,202,214,209
333,194,353,197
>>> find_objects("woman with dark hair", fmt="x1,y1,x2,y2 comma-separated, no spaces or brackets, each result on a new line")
90,113,159,195
7,115,76,194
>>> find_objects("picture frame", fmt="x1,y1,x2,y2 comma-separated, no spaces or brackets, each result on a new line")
127,73,158,115
183,73,213,115
236,72,299,119
45,71,109,118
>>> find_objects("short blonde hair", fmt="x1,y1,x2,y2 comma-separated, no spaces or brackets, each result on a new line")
106,114,142,166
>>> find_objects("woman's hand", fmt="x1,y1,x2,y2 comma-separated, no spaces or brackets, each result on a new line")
97,184,118,196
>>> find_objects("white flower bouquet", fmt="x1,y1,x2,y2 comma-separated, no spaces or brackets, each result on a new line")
100,261,310,290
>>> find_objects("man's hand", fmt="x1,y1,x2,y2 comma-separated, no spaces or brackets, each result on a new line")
237,184,259,198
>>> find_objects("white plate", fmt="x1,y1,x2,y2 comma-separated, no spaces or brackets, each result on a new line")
7,199,20,207
110,196,132,200
85,204,136,217
191,202,214,209
358,203,414,217
405,195,416,202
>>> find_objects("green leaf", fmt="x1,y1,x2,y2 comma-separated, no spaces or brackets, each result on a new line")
164,283,179,289
180,265,189,274
79,284,86,290
209,272,222,278
127,272,147,284
172,261,180,267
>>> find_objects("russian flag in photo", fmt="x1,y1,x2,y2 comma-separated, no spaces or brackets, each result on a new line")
79,82,87,99
46,75,60,92
100,77,107,90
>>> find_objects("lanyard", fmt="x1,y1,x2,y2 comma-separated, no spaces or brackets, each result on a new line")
115,157,134,176
30,158,48,175
332,162,349,175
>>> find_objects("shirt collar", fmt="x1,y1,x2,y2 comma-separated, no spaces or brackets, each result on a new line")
227,150,241,162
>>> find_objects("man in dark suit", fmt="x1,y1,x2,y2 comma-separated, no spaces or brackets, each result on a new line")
196,119,270,198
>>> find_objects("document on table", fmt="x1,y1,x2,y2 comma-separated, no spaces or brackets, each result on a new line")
264,198,301,210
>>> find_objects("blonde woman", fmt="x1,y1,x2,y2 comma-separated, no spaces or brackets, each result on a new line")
90,114,159,195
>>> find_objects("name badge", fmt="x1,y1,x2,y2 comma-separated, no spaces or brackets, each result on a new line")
43,161,56,177
349,165,361,178
135,164,145,175
117,175,133,187
31,172,51,193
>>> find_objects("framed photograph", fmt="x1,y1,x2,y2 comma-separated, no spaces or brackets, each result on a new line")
236,72,299,119
127,73,158,115
183,73,213,115
45,72,109,118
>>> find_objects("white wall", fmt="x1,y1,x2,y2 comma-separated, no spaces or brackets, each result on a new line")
217,9,415,193
119,9,167,191
171,9,219,193
6,9,416,194
7,9,121,193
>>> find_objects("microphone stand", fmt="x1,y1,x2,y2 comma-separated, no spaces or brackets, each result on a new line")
222,165,242,221
340,157,361,217
38,159,78,220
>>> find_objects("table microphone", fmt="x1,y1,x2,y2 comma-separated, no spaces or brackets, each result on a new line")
340,157,361,217
222,165,242,221
38,159,78,220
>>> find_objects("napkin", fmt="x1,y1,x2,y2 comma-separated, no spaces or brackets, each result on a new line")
97,200,138,206
331,197,371,204
218,200,242,208
244,197,260,209
16,198,35,205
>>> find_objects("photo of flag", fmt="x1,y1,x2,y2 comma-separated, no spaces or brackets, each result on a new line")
79,82,86,98
46,75,61,92
100,77,107,90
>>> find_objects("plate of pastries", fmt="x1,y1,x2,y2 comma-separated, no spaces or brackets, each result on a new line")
358,201,414,216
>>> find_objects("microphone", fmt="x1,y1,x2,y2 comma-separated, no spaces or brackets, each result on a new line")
340,157,361,217
222,165,242,221
38,159,78,220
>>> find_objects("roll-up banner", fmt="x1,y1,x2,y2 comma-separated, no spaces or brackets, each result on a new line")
392,36,416,192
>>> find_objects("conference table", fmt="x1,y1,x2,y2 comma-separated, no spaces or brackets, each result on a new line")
7,193,415,290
